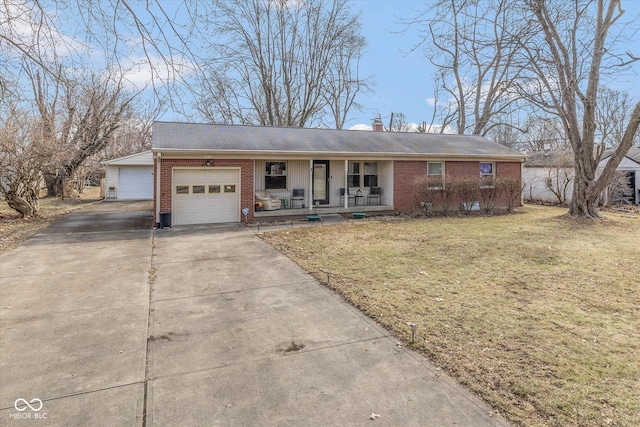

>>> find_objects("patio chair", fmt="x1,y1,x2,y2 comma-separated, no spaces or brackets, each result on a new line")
367,187,382,205
340,188,355,206
255,190,282,210
291,188,305,209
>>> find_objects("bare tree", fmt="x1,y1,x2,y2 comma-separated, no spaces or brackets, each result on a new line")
596,87,640,148
27,67,134,196
521,116,568,152
405,0,528,136
388,112,413,132
193,0,370,127
522,0,640,218
323,31,371,129
0,97,46,217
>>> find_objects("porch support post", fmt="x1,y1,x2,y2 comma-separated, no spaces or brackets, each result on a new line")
344,159,348,209
309,159,313,210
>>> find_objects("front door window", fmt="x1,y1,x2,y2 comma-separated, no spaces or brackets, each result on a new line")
313,160,330,205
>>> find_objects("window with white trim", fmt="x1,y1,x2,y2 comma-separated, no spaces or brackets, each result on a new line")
347,161,360,187
427,162,444,188
480,162,495,187
265,161,287,190
364,162,378,187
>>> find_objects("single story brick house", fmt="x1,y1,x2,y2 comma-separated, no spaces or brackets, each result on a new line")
151,121,526,226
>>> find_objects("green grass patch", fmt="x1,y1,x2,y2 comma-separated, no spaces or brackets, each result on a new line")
262,205,640,427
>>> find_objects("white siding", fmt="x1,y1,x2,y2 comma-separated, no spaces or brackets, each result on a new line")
254,159,394,207
598,156,640,205
104,151,153,166
522,167,575,203
105,166,118,191
254,160,309,200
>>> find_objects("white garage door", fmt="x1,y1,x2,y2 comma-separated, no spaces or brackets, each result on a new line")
173,169,240,225
118,167,154,199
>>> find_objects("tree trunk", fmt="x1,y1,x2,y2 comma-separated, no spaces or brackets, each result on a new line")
569,177,600,218
5,194,34,218
44,174,64,197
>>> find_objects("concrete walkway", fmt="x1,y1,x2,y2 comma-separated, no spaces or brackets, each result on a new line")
1,202,511,426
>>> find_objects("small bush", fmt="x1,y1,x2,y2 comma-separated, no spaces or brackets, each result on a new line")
498,177,523,212
456,179,480,214
479,178,499,214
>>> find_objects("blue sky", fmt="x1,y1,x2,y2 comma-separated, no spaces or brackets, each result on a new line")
345,0,640,129
135,0,639,128
349,0,436,127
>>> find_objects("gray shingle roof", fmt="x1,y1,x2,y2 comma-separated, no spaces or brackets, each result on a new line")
602,146,640,165
152,121,525,159
524,149,574,167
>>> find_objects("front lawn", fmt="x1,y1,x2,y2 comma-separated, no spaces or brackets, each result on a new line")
261,205,640,427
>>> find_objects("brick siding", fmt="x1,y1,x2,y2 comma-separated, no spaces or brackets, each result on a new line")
154,158,254,224
394,159,522,212
394,161,427,211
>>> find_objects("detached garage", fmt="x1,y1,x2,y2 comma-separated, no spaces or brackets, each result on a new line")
104,151,154,200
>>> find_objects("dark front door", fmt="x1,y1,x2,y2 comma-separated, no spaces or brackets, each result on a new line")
313,160,330,205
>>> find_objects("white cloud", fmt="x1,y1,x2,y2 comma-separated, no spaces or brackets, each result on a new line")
425,98,437,107
349,123,372,131
115,54,195,93
1,2,88,62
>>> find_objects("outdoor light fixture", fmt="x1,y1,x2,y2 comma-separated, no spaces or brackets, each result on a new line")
408,323,417,344
205,160,212,166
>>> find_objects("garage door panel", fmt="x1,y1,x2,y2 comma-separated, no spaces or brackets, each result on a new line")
119,167,154,199
173,169,240,225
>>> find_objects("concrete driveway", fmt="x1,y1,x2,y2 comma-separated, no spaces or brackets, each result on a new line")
1,202,510,426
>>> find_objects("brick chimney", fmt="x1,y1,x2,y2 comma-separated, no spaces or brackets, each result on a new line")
372,117,384,132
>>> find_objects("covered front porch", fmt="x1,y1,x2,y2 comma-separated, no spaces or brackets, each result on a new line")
253,203,393,219
253,159,394,216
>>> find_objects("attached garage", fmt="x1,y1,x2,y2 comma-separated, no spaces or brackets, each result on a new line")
172,168,241,225
104,151,154,200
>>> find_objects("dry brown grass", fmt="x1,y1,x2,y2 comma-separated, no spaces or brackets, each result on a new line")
261,205,640,427
0,187,102,254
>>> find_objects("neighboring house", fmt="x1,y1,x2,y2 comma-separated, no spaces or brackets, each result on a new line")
103,150,154,200
598,146,640,205
523,146,640,205
151,121,526,226
522,148,575,204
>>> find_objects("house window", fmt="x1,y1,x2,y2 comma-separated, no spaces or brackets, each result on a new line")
265,161,287,190
427,162,444,188
480,162,495,187
176,185,189,194
224,184,236,193
192,185,205,194
348,161,360,187
209,185,221,193
364,162,378,187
